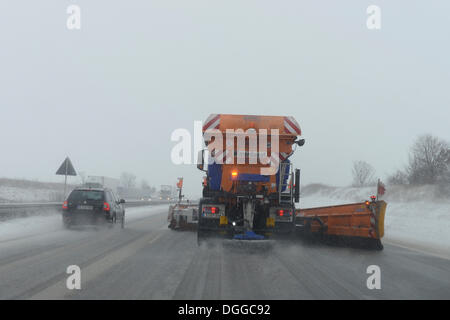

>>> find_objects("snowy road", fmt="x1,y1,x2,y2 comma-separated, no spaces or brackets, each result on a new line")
0,205,449,299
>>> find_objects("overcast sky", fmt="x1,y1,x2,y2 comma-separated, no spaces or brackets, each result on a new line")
1,1,449,197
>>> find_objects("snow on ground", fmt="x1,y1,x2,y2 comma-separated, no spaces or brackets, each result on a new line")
0,211,63,242
300,184,450,258
0,179,71,203
0,185,61,203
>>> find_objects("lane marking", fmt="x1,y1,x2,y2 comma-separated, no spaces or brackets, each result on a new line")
29,231,164,299
383,239,450,261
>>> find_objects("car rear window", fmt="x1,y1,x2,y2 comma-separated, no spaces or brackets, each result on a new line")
68,190,104,202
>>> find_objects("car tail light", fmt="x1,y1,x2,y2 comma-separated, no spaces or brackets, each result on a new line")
278,209,284,216
62,201,68,210
103,202,110,212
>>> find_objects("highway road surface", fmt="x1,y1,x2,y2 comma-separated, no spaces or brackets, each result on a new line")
0,205,448,299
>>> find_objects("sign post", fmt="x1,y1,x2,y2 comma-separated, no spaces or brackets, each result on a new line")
56,157,77,199
177,177,184,202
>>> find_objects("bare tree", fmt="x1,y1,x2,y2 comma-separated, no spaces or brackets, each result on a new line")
352,161,376,187
437,160,450,195
388,169,408,185
407,134,449,185
120,172,136,188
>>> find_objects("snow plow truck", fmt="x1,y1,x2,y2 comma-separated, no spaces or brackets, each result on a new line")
197,114,387,250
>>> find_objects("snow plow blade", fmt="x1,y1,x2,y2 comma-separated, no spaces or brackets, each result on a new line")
295,200,387,250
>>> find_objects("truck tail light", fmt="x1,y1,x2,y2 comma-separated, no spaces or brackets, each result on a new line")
277,209,292,217
103,202,110,212
203,206,219,215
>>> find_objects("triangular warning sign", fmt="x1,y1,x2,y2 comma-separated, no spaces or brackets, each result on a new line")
56,157,77,176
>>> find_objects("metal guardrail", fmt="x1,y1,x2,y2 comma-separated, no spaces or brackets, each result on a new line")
0,200,173,221
0,202,61,210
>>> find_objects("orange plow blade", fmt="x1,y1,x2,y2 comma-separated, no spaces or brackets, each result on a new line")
295,200,387,249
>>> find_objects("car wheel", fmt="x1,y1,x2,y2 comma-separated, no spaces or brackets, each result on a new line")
108,213,116,228
62,216,71,229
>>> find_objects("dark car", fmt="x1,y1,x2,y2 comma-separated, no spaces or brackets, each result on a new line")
62,187,125,228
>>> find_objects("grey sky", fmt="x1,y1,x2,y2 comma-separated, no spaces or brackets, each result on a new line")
1,1,449,197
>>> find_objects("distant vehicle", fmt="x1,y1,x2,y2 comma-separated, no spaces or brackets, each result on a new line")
159,185,173,201
62,187,126,228
86,176,120,193
84,182,103,189
168,178,198,230
168,202,198,230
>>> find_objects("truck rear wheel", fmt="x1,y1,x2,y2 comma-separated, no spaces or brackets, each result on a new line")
197,229,207,246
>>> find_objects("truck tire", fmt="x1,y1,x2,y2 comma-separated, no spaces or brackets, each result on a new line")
197,229,207,246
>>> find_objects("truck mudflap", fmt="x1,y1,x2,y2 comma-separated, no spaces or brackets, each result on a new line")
295,200,387,250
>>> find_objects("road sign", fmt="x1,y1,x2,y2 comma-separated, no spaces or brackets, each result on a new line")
56,157,77,176
56,157,77,199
